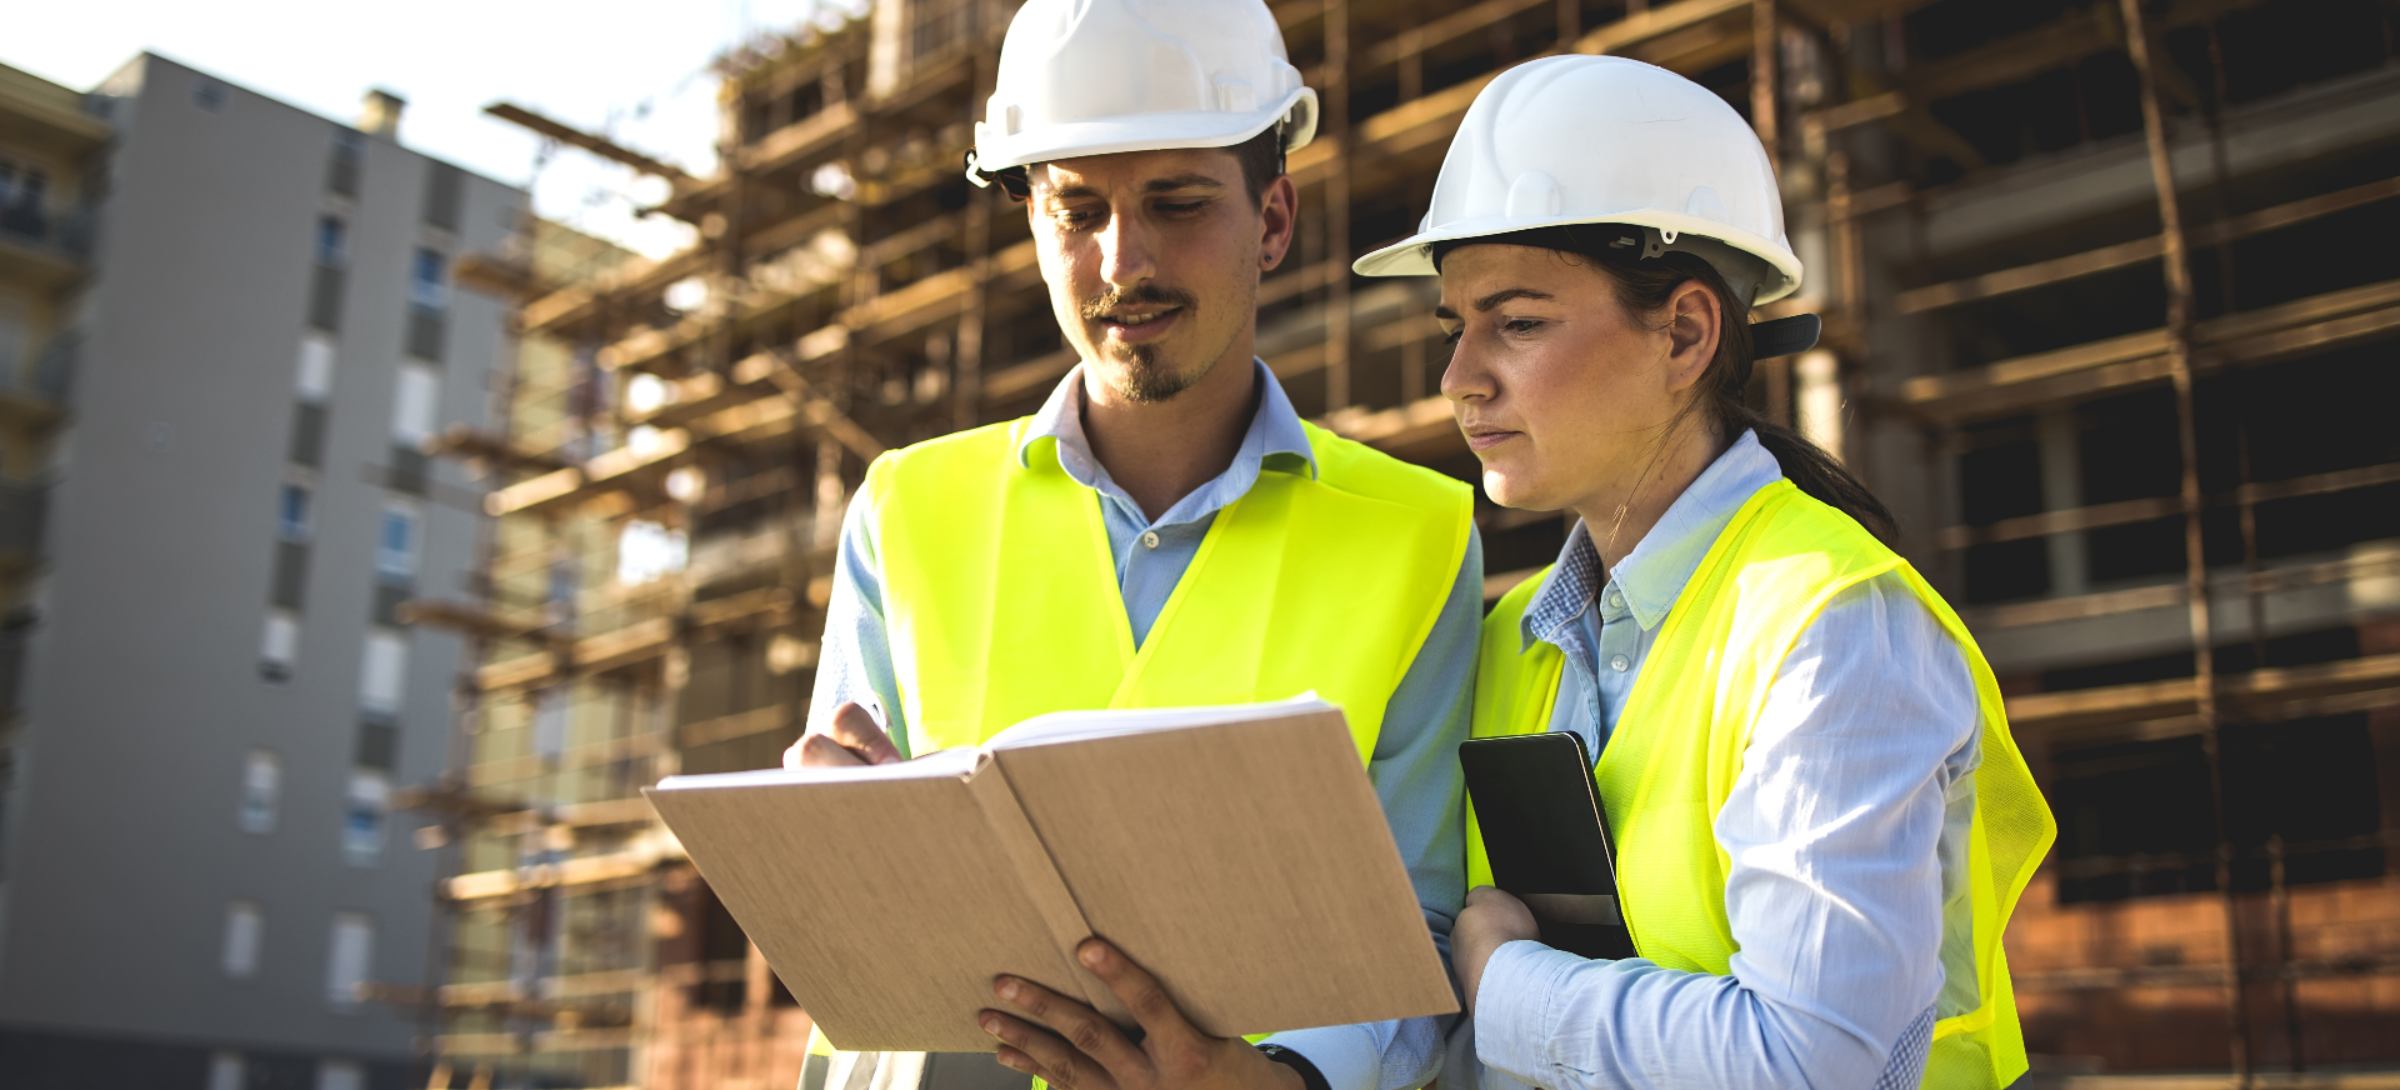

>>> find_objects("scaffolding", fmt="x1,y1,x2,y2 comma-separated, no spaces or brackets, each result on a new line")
408,1,2400,1086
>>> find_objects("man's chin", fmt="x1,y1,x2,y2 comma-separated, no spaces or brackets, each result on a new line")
1092,348,1200,404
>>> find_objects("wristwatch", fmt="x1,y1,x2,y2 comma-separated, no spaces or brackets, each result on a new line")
1257,1043,1332,1090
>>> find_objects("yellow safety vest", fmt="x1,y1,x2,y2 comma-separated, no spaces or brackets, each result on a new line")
1469,479,2054,1089
868,415,1471,758
806,414,1473,1069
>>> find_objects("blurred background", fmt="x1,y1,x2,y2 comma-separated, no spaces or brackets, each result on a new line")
1,0,2396,1087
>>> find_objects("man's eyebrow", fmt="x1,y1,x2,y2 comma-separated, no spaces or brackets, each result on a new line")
1433,287,1555,321
1145,173,1226,193
1038,174,1223,204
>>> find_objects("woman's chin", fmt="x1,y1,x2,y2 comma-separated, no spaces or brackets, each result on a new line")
1479,467,1550,512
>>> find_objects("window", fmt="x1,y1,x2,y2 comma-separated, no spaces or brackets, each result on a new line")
294,335,336,402
532,688,567,761
410,247,447,309
359,629,407,716
260,611,299,680
278,483,312,543
0,158,48,212
616,520,687,586
0,747,15,882
2051,712,2388,904
544,555,577,622
377,501,419,583
208,1053,245,1090
223,901,262,978
316,1061,363,1090
624,371,669,414
314,215,347,268
239,751,280,833
0,297,25,380
326,913,373,1009
342,771,388,864
392,364,438,445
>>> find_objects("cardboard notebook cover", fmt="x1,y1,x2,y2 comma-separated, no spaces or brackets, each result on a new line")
643,698,1459,1053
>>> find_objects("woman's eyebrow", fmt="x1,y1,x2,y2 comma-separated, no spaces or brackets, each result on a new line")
1434,287,1556,321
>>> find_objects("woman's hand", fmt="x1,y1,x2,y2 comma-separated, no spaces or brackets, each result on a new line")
1453,886,1541,1015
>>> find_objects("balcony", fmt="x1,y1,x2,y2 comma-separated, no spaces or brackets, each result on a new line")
0,202,93,287
0,334,76,426
0,623,26,724
0,479,47,570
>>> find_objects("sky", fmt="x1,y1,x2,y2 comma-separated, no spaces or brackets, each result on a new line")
4,0,868,257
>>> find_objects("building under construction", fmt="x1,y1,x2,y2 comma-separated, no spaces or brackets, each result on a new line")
405,0,2400,1085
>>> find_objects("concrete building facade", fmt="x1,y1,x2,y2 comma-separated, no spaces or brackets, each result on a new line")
0,53,524,1090
0,62,105,825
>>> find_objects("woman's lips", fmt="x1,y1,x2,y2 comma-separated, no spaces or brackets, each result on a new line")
1465,429,1520,452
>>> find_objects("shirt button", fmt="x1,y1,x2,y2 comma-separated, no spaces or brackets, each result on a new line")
1606,591,1625,612
1140,530,1161,550
1609,654,1631,673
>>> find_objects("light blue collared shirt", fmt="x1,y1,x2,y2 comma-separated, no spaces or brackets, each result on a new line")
1455,431,1982,1090
810,360,1481,1090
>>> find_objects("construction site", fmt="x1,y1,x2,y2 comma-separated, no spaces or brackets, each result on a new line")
398,0,2400,1086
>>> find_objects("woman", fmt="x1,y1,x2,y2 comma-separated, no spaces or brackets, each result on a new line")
1352,56,2054,1089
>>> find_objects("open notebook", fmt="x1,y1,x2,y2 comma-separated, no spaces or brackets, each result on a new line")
645,697,1459,1052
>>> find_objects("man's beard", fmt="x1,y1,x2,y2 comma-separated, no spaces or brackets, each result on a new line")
1084,285,1201,403
1113,344,1198,403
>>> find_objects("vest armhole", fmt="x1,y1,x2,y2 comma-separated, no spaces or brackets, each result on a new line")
1302,421,1478,684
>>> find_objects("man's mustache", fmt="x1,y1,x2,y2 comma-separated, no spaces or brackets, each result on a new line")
1081,285,1195,321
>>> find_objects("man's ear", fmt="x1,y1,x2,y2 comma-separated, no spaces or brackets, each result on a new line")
1259,175,1298,271
1661,279,1722,393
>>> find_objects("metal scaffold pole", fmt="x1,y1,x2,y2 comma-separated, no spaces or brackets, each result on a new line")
2119,0,2252,1081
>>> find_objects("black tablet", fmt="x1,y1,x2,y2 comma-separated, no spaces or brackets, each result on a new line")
1460,732,1638,960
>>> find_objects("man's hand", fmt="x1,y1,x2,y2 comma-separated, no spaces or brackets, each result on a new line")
1452,886,1541,1015
781,702,903,768
978,938,1305,1090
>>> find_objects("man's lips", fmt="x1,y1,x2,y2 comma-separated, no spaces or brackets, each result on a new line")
1099,305,1182,343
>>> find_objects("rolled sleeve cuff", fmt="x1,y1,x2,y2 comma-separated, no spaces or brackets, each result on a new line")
1262,1024,1383,1090
1473,940,1582,1085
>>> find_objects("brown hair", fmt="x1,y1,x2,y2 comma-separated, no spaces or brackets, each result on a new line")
1435,224,1897,542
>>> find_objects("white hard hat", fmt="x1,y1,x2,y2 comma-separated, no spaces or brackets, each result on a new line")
1353,55,1804,307
965,0,1319,187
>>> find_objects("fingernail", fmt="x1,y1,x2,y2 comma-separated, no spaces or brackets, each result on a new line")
997,978,1020,1000
1078,943,1105,968
981,1016,1001,1035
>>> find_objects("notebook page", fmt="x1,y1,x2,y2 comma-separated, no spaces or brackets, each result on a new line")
978,694,1332,751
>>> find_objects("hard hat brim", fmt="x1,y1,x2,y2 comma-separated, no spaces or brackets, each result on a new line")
973,88,1318,176
1352,209,1804,306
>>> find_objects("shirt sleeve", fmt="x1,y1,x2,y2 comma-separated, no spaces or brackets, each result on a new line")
1469,572,1980,1090
803,465,913,756
1265,527,1480,1090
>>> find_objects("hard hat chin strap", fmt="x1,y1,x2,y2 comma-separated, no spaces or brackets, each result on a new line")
962,150,1030,199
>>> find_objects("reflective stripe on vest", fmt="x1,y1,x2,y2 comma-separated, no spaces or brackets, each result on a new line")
1469,480,2054,1089
868,416,1472,760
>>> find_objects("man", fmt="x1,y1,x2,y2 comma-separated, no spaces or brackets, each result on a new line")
783,2,1480,1090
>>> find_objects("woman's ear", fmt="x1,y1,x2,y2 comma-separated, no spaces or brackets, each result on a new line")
1661,280,1722,393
